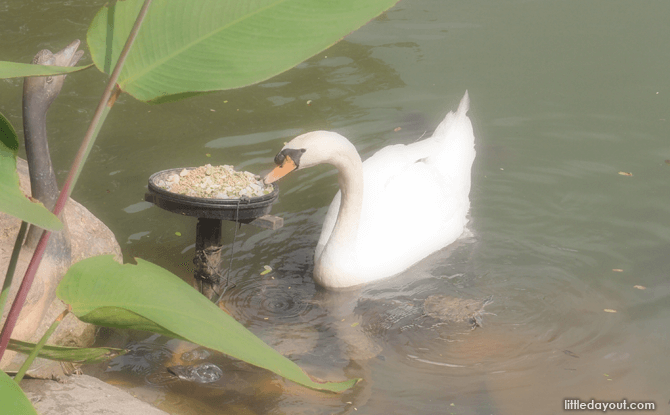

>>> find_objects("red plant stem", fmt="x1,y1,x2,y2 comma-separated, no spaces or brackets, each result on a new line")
0,0,153,360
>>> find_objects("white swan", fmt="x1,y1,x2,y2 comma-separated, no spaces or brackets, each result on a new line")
265,92,475,288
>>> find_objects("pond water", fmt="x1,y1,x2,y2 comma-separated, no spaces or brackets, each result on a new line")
2,0,669,414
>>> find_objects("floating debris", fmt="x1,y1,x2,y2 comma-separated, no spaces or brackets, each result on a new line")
618,171,633,176
603,309,617,313
633,285,646,290
260,265,272,276
612,269,623,272
563,350,580,358
155,164,273,199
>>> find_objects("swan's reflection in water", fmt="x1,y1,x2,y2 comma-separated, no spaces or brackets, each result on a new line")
98,238,504,414
96,234,663,415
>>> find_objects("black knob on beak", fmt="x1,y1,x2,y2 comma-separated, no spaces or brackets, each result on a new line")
274,151,286,166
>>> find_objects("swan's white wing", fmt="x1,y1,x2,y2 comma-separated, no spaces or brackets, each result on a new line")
356,153,467,275
357,93,475,276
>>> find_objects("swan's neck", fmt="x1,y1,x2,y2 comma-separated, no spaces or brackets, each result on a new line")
331,151,364,246
23,80,63,249
23,82,59,211
315,143,364,284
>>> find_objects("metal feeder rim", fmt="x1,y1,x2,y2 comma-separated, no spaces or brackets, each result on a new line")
147,167,279,207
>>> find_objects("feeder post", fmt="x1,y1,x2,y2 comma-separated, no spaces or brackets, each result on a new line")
193,218,222,298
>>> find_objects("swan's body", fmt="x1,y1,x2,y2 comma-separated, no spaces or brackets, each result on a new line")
266,92,475,288
1,41,121,377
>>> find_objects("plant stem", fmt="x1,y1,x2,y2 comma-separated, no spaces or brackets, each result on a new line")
0,221,28,319
0,0,154,360
13,308,69,384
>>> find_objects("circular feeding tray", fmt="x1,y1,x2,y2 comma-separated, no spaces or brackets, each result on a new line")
144,166,279,221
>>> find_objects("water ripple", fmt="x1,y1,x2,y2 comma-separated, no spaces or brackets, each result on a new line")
221,273,319,328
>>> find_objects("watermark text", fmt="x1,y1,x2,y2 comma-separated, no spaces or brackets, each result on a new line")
564,399,655,411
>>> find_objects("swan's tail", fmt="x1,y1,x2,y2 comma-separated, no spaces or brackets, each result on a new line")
433,90,470,138
459,90,470,113
429,91,476,194
392,91,475,192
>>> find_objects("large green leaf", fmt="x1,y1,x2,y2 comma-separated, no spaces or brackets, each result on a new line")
87,0,399,102
56,255,358,392
0,112,62,231
0,62,93,79
0,370,38,415
7,339,126,364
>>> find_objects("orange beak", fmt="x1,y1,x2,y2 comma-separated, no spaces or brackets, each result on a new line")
264,155,297,184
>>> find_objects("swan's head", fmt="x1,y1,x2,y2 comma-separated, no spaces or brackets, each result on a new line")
264,131,355,184
24,40,84,113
